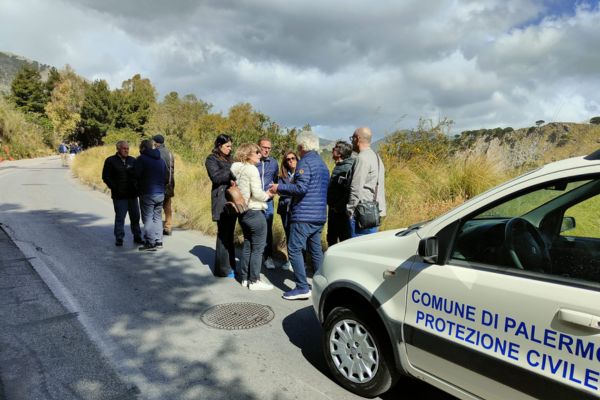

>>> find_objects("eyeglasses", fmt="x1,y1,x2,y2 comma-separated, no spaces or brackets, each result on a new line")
286,157,297,161
255,150,261,154
349,136,356,141
260,146,272,150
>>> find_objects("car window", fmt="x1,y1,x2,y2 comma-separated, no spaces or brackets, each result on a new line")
474,180,590,220
561,195,600,239
451,176,600,287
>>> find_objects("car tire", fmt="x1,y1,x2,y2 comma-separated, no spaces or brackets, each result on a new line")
322,306,398,398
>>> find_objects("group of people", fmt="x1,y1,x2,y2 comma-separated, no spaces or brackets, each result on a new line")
206,127,386,300
58,141,82,167
101,135,175,251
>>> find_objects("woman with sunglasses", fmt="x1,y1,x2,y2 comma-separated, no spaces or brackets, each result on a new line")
205,134,237,277
230,143,274,290
276,150,298,270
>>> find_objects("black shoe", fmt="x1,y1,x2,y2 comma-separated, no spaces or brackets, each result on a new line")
133,236,144,244
138,242,157,252
115,239,124,247
155,242,163,249
163,230,172,236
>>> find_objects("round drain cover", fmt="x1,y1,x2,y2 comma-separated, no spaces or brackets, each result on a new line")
201,302,275,330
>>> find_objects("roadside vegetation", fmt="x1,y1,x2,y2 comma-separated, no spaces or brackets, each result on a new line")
4,62,600,250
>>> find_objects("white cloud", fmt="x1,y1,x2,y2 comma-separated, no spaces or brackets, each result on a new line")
1,0,599,139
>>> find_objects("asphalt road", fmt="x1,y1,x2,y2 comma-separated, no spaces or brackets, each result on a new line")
0,156,454,400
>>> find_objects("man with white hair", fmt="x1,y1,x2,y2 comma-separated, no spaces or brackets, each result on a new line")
269,130,330,300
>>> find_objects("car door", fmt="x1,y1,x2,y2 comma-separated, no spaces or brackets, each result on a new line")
403,175,600,400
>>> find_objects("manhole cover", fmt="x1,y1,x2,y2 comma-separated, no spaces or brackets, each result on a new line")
201,302,274,330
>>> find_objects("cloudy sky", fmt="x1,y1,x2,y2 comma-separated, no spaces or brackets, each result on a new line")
1,0,599,140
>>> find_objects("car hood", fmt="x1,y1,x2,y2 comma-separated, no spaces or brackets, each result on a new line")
326,228,409,254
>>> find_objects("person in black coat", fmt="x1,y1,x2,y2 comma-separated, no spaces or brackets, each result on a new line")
327,140,355,246
101,140,143,246
205,134,237,277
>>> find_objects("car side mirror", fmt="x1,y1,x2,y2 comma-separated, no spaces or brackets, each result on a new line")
560,216,576,233
418,237,438,264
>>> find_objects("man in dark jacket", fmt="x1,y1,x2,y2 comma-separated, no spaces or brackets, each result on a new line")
327,140,355,246
134,139,167,251
102,140,143,246
256,138,279,269
269,131,330,300
153,134,175,235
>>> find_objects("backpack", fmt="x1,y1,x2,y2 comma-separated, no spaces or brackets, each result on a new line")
58,144,67,153
224,181,248,215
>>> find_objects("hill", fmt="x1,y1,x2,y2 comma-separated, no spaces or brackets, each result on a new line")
0,51,53,94
453,122,600,170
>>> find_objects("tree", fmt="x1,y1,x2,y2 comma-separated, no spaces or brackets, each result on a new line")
44,67,61,101
113,74,157,134
535,120,545,127
590,116,600,125
78,79,114,147
45,66,85,143
147,91,211,141
10,65,46,114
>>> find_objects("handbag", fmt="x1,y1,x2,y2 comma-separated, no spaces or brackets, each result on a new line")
354,200,380,229
224,181,248,215
353,154,381,230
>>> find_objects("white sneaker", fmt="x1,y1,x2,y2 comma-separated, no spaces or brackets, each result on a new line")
248,280,274,291
264,257,276,270
281,260,292,271
241,280,248,288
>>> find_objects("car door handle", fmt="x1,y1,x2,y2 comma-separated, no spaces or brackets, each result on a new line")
557,308,600,330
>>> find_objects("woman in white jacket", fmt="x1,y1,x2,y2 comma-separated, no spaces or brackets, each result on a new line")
230,143,274,290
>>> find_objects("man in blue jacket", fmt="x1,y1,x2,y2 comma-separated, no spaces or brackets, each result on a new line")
269,131,329,300
256,138,278,270
134,139,167,251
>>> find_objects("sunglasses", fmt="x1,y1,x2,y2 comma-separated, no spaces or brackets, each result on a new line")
255,150,261,154
286,156,297,161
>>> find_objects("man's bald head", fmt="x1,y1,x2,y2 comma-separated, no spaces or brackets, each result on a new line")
354,127,372,144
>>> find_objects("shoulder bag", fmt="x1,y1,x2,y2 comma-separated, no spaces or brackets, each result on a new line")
354,154,381,230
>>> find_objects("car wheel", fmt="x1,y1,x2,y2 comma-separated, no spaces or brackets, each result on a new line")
322,306,397,397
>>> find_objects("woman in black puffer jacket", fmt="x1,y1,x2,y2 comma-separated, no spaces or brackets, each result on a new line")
205,134,237,277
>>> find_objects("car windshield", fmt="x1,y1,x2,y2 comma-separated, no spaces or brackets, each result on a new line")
473,179,592,219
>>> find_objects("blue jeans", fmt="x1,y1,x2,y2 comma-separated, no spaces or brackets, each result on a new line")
349,216,378,237
264,200,274,258
288,222,324,291
239,210,267,282
140,193,164,244
112,198,141,240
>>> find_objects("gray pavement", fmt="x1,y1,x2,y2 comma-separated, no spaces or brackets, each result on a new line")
0,156,453,400
0,223,137,400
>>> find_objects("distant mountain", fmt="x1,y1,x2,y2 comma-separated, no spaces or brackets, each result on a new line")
0,51,54,94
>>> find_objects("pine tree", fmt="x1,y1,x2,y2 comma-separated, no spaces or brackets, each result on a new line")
10,65,46,114
78,79,114,147
113,74,157,134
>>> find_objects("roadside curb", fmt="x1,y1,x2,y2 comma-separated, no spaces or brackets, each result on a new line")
0,223,138,400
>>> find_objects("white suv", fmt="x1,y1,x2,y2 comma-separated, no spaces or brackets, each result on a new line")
313,151,600,399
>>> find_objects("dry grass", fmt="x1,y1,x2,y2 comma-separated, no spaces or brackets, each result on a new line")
71,144,534,254
0,98,53,160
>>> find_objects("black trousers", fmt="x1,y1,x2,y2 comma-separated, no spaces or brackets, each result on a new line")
326,208,351,247
214,212,237,277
